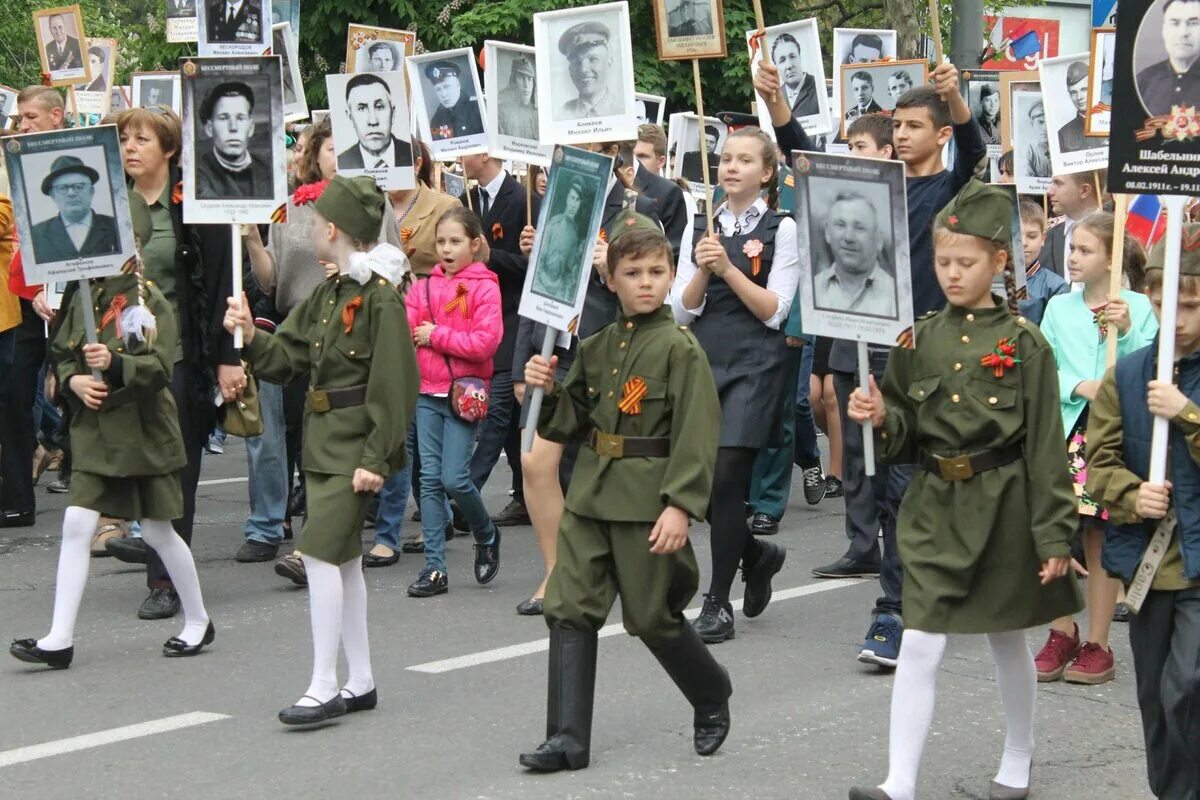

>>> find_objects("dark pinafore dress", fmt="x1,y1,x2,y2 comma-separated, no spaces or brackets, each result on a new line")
688,210,791,449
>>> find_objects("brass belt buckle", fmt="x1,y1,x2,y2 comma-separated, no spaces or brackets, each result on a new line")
307,390,331,413
594,431,624,459
937,454,973,481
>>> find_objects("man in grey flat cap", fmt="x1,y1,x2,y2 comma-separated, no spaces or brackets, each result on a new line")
559,21,622,119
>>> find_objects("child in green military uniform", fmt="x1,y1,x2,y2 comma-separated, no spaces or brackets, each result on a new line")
11,249,214,668
846,181,1083,800
519,219,732,772
1086,226,1200,800
224,175,418,726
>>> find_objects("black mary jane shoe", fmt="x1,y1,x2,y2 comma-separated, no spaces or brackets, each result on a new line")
693,701,731,756
162,621,216,657
518,742,576,772
279,695,348,726
474,529,501,585
516,597,544,616
10,639,73,669
341,687,378,713
363,547,400,568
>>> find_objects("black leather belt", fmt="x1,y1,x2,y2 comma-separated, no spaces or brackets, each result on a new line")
919,444,1023,482
588,430,670,458
306,384,367,413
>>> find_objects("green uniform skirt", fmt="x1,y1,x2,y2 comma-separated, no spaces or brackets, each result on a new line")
69,470,183,521
299,472,370,565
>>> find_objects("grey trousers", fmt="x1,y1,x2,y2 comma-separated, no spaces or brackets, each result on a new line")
1129,586,1200,800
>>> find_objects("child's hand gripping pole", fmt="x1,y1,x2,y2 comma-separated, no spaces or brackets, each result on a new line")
521,326,560,454
76,277,103,382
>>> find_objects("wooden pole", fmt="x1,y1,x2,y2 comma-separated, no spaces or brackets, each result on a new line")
1105,193,1129,367
750,0,776,103
692,60,715,238
927,0,945,64
1093,171,1104,208
1150,194,1189,483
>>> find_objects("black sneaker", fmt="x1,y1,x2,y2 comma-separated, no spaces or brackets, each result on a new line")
474,529,501,584
811,555,880,579
749,512,779,536
138,587,180,620
824,476,844,498
1112,602,1131,623
106,536,150,564
407,568,448,598
235,539,279,563
46,476,70,494
802,466,827,505
692,594,735,643
491,499,531,527
742,540,786,618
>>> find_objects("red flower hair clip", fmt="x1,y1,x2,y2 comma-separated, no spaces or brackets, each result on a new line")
980,337,1020,378
293,179,330,206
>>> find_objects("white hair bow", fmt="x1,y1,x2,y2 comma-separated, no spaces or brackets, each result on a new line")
345,242,412,287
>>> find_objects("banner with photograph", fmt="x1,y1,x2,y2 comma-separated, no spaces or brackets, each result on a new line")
635,92,666,126
1041,53,1109,175
832,28,897,67
3,125,135,283
534,2,638,145
345,25,414,74
132,71,182,117
34,6,91,88
484,41,552,167
791,150,913,348
518,144,614,334
837,59,924,138
1007,80,1051,195
1086,28,1114,136
652,0,726,61
406,49,488,159
71,37,117,117
180,56,287,224
197,0,272,57
166,0,198,43
964,69,1002,158
747,18,832,137
326,71,415,191
272,22,307,122
669,112,725,188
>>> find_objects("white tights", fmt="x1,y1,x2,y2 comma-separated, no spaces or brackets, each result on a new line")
39,507,210,651
878,629,1036,800
296,555,374,707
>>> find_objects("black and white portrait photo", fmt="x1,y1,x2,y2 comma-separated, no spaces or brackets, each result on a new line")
1011,88,1052,194
966,70,1001,155
3,125,135,283
406,48,488,159
198,0,271,56
326,70,415,190
749,19,832,136
671,114,725,185
166,0,199,43
653,0,725,60
1040,53,1110,175
0,87,17,130
810,186,898,319
635,92,666,126
484,41,552,166
110,86,130,112
535,2,637,144
166,0,197,19
832,28,897,66
838,59,924,137
271,0,299,40
345,25,415,75
1086,28,1115,136
1134,0,1200,116
272,22,308,122
78,40,115,94
181,56,287,223
35,6,89,87
132,72,182,117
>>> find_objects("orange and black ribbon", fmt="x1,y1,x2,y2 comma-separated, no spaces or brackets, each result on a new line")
598,229,608,243
342,296,363,333
401,227,415,243
618,376,647,415
442,283,469,318
491,222,504,240
980,337,1020,378
101,294,128,338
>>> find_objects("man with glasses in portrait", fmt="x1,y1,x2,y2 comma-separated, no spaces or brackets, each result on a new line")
30,155,119,262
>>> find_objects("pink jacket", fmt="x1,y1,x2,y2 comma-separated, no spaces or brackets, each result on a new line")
406,262,502,395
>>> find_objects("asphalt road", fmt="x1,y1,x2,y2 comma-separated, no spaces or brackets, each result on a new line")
0,439,1154,799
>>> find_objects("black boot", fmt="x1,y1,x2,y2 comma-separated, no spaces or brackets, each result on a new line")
648,624,733,756
519,628,597,772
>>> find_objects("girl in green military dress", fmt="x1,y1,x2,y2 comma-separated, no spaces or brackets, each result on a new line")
224,175,417,726
846,180,1083,800
10,247,214,669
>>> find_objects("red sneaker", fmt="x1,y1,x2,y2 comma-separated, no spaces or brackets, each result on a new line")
1034,624,1080,682
1064,642,1116,685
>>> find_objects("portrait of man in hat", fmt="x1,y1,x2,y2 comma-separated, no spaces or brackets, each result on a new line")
425,60,485,140
557,21,622,119
206,0,263,44
338,73,413,169
30,155,120,263
367,41,399,73
195,80,273,199
681,122,720,184
42,13,84,76
1136,0,1200,117
497,52,538,140
812,189,896,319
1057,60,1095,153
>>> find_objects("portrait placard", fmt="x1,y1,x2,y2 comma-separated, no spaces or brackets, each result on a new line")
747,19,832,137
964,69,1002,158
534,2,638,145
406,48,488,159
832,28,897,67
166,0,198,43
272,0,299,46
197,0,271,57
1040,53,1109,175
33,6,91,88
326,71,415,191
652,0,726,61
670,113,725,186
999,73,1037,154
519,144,614,333
272,22,307,122
837,58,924,138
1086,29,1115,136
110,86,131,112
180,56,287,224
1010,84,1052,195
442,170,465,198
0,86,18,130
634,92,666,126
132,71,183,117
1108,0,1200,195
791,150,912,348
484,41,552,167
3,125,135,283
72,38,117,116
346,25,414,74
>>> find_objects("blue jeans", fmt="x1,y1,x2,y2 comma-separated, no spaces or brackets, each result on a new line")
416,395,496,572
374,423,416,550
244,380,288,545
468,369,522,500
34,364,63,447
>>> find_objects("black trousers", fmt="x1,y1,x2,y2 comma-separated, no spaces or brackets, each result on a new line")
0,302,45,514
469,369,523,500
282,373,309,498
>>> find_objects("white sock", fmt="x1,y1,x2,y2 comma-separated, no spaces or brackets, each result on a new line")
298,556,342,707
339,560,374,698
987,630,1036,789
139,519,210,646
38,507,100,650
879,629,947,800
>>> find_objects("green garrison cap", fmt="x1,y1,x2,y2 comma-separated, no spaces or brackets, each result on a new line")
608,210,663,244
935,178,1014,244
314,175,385,243
1147,221,1200,275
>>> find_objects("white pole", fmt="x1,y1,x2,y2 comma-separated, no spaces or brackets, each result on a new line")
857,340,876,477
231,224,244,350
77,277,103,381
1149,194,1187,484
521,326,559,453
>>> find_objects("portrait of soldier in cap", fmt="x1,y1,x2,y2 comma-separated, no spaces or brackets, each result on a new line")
666,0,713,37
532,173,591,304
195,80,274,199
1057,60,1094,153
30,154,120,263
337,73,414,169
680,121,721,184
557,21,622,119
1135,0,1200,117
496,52,538,140
425,59,485,140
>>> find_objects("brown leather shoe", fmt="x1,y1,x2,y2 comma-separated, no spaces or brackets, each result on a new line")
91,519,129,557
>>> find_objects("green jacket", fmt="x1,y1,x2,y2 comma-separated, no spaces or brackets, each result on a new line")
52,273,187,478
538,306,720,522
245,272,417,477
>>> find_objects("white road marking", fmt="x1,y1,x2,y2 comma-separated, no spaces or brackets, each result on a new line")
197,477,249,486
407,579,863,674
0,712,230,769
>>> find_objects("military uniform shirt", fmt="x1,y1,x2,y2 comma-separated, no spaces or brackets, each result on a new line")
429,96,484,140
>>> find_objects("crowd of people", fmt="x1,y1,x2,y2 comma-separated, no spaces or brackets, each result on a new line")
0,45,1196,800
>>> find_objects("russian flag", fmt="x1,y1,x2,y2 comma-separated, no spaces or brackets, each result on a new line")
1127,195,1166,247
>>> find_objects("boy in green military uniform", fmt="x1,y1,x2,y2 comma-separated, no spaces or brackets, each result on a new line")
519,218,732,771
224,175,418,725
1086,226,1200,800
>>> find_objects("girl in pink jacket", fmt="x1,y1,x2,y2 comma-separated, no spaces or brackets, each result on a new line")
405,207,503,598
